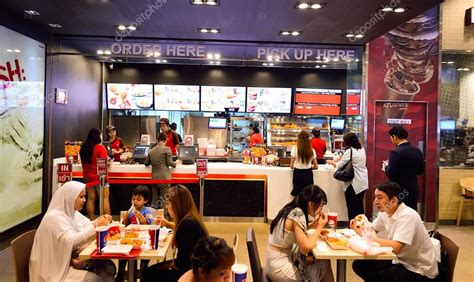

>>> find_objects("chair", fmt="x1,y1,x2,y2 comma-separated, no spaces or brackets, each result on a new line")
456,177,474,226
437,232,459,282
246,228,270,282
232,234,239,253
11,229,37,282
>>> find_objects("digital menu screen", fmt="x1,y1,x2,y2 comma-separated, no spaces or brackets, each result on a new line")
346,89,361,115
294,88,342,115
106,83,153,110
246,87,292,113
208,117,227,129
200,86,246,112
154,85,200,111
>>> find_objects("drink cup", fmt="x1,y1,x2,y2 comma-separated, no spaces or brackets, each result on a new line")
232,264,248,282
327,212,338,230
96,226,108,253
148,225,160,250
120,211,128,225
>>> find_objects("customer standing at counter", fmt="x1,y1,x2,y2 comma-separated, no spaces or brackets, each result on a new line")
290,131,317,196
384,125,424,211
104,125,125,162
160,118,180,156
79,128,111,219
327,132,368,220
248,125,264,147
311,128,327,164
29,181,115,282
145,132,177,208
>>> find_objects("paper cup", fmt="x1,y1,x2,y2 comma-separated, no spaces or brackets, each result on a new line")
327,212,338,230
148,225,160,250
96,226,108,253
232,264,248,282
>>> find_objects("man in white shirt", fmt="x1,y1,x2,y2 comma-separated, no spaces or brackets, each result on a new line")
351,182,438,281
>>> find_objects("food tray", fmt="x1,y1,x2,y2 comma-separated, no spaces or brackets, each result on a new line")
325,238,349,250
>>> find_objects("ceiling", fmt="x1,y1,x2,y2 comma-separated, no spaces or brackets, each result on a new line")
1,0,443,45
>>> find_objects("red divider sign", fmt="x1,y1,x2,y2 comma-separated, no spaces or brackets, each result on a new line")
57,163,72,183
97,158,108,176
196,159,208,178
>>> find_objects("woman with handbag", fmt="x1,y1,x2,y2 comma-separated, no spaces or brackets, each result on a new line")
327,132,368,220
266,185,333,282
290,131,318,196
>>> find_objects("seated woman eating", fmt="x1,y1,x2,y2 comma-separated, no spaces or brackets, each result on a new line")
142,185,208,282
29,181,116,281
266,184,334,282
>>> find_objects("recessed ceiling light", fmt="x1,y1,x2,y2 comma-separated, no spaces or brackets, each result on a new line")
6,49,13,52
146,52,153,57
199,28,221,33
381,7,393,12
24,10,40,16
154,52,161,57
214,53,221,59
463,68,470,71
447,61,454,64
49,23,62,28
207,53,214,59
268,63,274,66
297,3,310,9
316,60,323,63
14,49,21,53
322,65,327,68
274,55,280,61
193,0,204,4
355,34,365,38
315,65,321,68
210,28,219,33
162,60,168,63
215,61,221,65
267,55,273,61
207,0,218,5
128,25,136,31
117,59,123,62
118,25,127,30
291,31,301,36
192,0,219,6
104,50,111,55
355,59,360,62
311,3,324,9
156,59,161,63
97,50,104,55
467,50,473,53
199,28,209,33
394,7,406,13
345,33,355,38
457,68,464,71
262,63,268,66
281,31,290,36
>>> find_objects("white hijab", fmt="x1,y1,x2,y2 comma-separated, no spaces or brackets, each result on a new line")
29,181,92,281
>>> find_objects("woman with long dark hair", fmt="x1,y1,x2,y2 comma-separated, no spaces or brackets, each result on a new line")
79,128,110,219
266,185,333,281
290,131,318,196
327,132,368,220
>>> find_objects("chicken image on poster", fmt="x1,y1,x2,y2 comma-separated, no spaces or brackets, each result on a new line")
246,87,292,113
107,83,153,110
154,84,200,111
200,86,246,112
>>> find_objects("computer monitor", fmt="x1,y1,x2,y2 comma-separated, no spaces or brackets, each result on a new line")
330,118,345,130
440,120,456,131
132,145,150,164
208,117,227,129
178,146,197,165
102,141,114,158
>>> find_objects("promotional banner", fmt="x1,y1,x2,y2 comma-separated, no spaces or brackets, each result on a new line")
366,7,439,221
0,25,45,232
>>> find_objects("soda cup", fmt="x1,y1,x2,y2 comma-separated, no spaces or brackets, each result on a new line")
148,225,160,250
232,264,248,282
96,226,108,253
327,212,338,231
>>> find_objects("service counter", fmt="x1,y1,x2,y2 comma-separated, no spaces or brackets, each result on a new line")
439,166,474,222
52,158,348,221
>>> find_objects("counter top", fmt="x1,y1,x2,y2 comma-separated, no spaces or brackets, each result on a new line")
439,166,474,170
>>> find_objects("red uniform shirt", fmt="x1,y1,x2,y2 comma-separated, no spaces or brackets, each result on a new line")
110,137,124,161
311,137,326,160
82,144,108,183
249,133,264,147
165,131,178,155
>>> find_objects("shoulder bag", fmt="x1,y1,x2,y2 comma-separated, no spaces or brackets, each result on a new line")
333,148,355,182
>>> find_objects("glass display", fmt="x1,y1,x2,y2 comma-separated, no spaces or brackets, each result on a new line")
246,87,292,113
200,86,246,112
154,84,200,111
106,83,153,110
294,88,342,115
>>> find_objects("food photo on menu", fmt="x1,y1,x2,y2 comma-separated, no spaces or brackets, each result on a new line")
246,87,292,113
154,85,200,111
107,83,153,110
200,86,246,112
2,81,44,108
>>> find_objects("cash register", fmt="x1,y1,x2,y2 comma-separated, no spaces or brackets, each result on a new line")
178,146,197,165
133,145,150,164
102,141,114,159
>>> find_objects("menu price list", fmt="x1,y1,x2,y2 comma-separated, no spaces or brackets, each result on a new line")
294,88,342,115
346,90,361,115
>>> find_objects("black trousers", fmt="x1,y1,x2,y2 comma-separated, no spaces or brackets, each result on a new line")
400,187,418,211
352,260,434,282
141,260,182,282
291,168,314,196
344,184,365,220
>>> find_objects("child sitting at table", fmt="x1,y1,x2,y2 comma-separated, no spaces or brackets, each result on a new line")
116,185,153,281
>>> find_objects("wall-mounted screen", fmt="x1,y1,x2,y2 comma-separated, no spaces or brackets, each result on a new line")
208,117,227,129
330,118,345,130
246,87,292,113
440,120,456,131
154,84,200,111
200,86,246,112
294,88,342,115
346,89,361,115
106,83,153,110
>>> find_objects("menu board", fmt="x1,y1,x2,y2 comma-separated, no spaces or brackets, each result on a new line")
346,89,361,115
294,88,342,115
154,85,200,111
200,86,246,112
246,87,292,113
106,83,153,110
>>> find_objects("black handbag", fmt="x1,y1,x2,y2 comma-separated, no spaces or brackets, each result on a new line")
333,148,354,182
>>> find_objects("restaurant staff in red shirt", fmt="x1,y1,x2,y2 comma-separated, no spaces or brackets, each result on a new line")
249,126,264,147
105,125,125,161
310,128,327,164
159,118,180,155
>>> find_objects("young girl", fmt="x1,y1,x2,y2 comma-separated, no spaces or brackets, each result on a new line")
290,131,318,196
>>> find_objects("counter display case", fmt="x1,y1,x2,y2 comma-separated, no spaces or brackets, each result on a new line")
267,116,330,151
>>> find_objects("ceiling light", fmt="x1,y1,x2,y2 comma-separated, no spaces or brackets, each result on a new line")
457,68,464,71
6,49,13,52
267,55,273,61
315,65,321,68
281,31,290,36
199,28,220,33
333,58,339,62
162,60,168,63
199,28,209,33
191,0,220,5
291,31,301,36
297,3,310,9
156,59,167,63
467,50,473,53
97,50,104,55
262,63,268,66
117,59,123,62
311,3,324,9
118,25,127,30
104,50,111,55
447,61,454,64
24,10,40,16
210,28,220,33
214,53,221,59
146,52,153,57
128,25,137,31
215,61,220,65
394,7,406,13
154,52,161,57
322,65,327,68
269,63,274,66
355,59,360,62
316,60,323,63
274,55,280,61
14,49,21,53
210,61,215,65
355,34,365,38
207,53,214,59
381,7,393,12
207,0,218,5
193,0,204,4
49,23,62,28
345,33,355,38
463,68,470,71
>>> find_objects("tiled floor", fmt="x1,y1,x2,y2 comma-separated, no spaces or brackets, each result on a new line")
1,224,473,282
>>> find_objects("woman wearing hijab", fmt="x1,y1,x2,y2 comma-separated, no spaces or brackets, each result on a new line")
29,181,115,281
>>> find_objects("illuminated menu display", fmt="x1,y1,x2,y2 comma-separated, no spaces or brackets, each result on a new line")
107,83,153,110
200,86,246,112
154,85,200,111
246,87,292,113
346,89,361,115
294,88,342,115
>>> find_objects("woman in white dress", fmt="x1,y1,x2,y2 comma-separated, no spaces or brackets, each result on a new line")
29,181,116,281
266,185,334,282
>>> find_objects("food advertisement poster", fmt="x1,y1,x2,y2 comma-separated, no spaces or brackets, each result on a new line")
366,7,439,221
107,83,153,110
154,84,200,111
0,25,45,232
247,87,292,113
200,86,245,112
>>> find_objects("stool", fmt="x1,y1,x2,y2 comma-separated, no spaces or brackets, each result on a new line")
456,177,474,226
